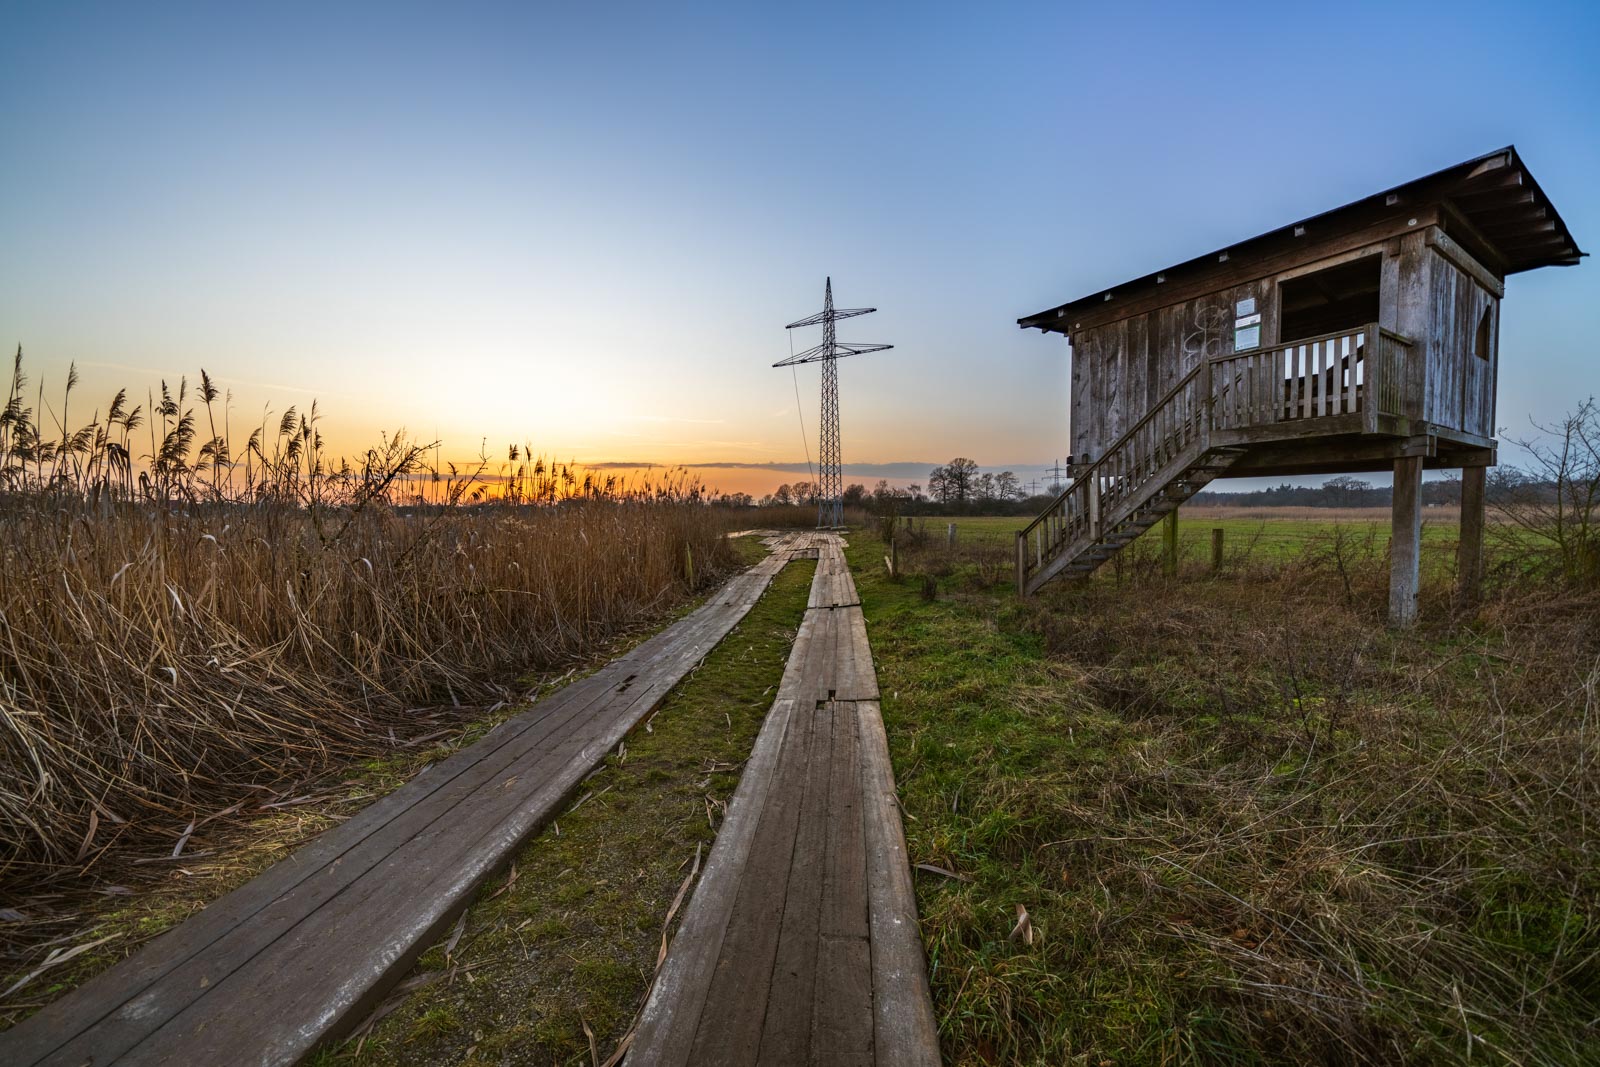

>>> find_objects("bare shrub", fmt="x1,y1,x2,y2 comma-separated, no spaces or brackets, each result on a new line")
1492,397,1600,586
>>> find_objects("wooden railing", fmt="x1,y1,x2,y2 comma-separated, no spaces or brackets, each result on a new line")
1016,322,1417,594
1210,323,1413,433
1016,358,1211,593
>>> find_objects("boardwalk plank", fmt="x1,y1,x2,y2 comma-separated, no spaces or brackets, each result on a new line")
812,937,873,1066
755,703,833,1066
5,536,802,1067
819,701,868,942
10,669,628,1066
635,535,934,1067
812,699,873,1065
627,698,805,1067
685,701,817,1066
857,699,940,1067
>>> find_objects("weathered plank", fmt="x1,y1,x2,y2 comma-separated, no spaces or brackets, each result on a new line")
686,698,817,1067
755,702,833,1065
812,699,872,1065
5,535,806,1067
633,535,934,1066
628,698,805,1065
857,698,941,1067
9,665,630,1065
812,937,874,1066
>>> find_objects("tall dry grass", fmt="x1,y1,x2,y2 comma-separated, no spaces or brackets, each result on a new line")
0,350,737,886
882,510,1599,1062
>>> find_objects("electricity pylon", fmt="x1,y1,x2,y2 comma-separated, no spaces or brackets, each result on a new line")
774,278,891,527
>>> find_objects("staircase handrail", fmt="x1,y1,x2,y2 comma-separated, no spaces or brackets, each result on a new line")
1017,357,1212,591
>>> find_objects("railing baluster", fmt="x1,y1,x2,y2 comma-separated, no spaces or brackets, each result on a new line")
1259,348,1271,425
1351,332,1361,412
1316,340,1328,418
1329,339,1338,417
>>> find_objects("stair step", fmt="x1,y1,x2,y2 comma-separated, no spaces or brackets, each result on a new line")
1025,438,1259,591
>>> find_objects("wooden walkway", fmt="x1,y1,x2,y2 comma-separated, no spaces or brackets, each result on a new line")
629,534,939,1066
3,535,816,1067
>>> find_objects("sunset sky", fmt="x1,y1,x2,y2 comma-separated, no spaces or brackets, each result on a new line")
3,1,1597,497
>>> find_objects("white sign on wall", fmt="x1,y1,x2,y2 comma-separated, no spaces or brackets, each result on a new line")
1234,298,1261,350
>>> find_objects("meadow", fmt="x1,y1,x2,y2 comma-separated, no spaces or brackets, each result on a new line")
853,515,1598,1065
904,507,1467,564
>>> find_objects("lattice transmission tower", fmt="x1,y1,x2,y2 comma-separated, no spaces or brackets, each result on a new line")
774,278,892,527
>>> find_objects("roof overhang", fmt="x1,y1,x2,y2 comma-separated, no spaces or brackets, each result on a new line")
1020,146,1584,335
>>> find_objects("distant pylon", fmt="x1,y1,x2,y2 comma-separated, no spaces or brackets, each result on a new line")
774,278,892,527
1045,457,1068,494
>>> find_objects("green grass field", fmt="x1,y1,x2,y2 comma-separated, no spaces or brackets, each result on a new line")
847,522,1598,1065
907,508,1464,557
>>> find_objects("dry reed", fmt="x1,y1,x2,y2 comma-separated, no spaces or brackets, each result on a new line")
0,350,737,887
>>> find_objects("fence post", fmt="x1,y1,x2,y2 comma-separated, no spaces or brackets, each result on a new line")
1162,508,1178,577
1088,475,1100,540
1458,465,1485,605
1015,531,1026,596
1211,527,1225,571
947,523,957,548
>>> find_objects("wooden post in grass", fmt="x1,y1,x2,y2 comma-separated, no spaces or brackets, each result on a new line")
1458,464,1486,605
947,523,957,548
1161,508,1178,577
1390,455,1423,627
1211,527,1225,571
1014,531,1025,596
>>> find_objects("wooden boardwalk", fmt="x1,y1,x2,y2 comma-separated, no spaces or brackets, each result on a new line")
3,534,815,1067
629,534,940,1066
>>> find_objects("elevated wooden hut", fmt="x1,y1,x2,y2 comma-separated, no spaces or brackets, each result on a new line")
1016,146,1583,623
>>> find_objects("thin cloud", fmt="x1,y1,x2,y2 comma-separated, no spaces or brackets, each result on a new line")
76,361,341,400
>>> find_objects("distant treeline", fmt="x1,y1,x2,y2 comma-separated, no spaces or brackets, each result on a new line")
1188,475,1461,508
721,467,1565,516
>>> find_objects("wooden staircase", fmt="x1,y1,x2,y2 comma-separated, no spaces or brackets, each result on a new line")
1017,359,1243,595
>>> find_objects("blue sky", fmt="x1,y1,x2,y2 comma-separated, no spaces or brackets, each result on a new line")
2,0,1596,495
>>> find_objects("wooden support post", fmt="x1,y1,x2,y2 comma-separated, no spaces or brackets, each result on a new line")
1015,532,1025,596
1389,455,1423,627
1211,527,1225,571
1162,508,1178,577
1458,465,1486,605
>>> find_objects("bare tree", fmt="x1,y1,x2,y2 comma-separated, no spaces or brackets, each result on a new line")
1493,398,1600,585
929,457,979,506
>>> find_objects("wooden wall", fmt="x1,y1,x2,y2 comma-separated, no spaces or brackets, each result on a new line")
1066,228,1500,464
1423,248,1498,438
1068,277,1277,464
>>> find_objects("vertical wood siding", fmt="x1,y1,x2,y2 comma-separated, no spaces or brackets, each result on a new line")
1066,231,1499,459
1069,278,1274,463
